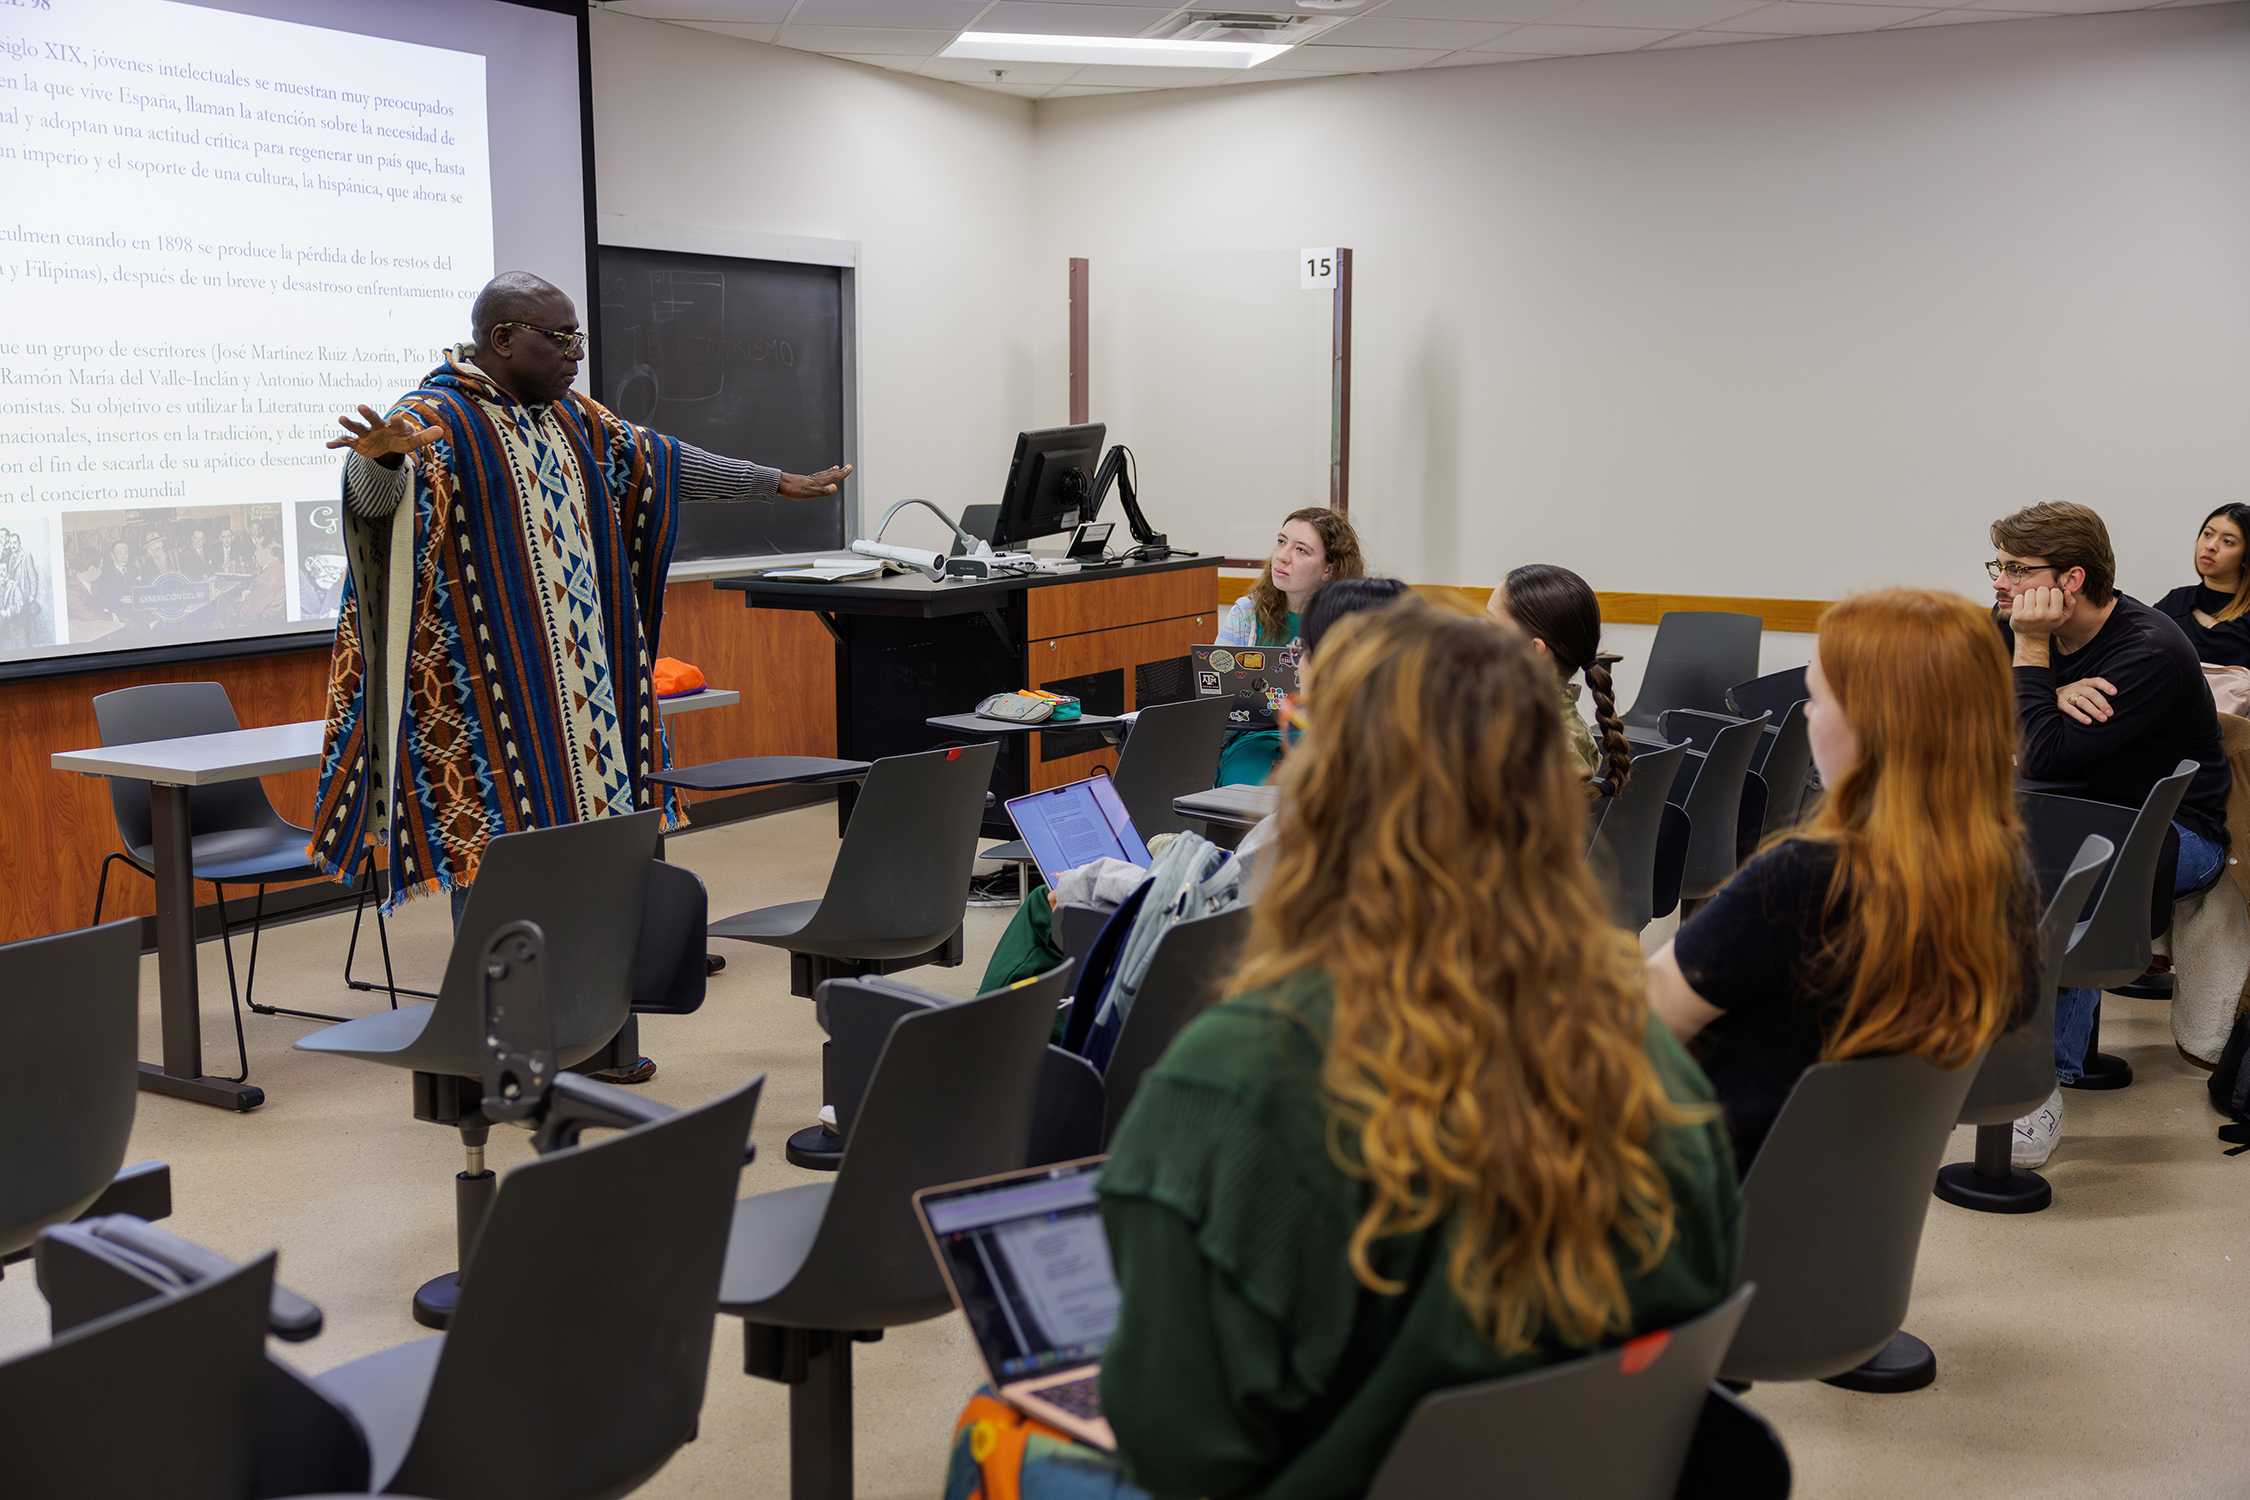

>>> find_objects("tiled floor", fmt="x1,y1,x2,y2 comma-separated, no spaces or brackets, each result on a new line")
4,802,2245,1497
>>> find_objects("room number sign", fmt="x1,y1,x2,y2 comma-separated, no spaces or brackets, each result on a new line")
1301,249,1339,290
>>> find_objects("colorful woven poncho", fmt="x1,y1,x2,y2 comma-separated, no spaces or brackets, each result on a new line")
307,355,682,908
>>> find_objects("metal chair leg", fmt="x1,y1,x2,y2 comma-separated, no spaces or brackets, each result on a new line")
233,878,355,1026
343,854,436,1004
90,851,137,927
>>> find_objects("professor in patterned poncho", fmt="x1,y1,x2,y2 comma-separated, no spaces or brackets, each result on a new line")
311,274,845,1070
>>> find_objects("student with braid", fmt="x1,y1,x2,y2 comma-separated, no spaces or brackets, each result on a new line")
1490,564,1633,791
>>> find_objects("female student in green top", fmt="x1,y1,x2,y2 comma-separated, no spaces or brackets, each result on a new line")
1212,506,1365,786
945,605,1743,1500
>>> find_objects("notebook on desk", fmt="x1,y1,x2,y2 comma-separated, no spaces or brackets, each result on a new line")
915,1158,1118,1451
1003,775,1151,889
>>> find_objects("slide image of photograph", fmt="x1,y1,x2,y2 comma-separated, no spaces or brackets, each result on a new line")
0,517,57,656
294,502,349,622
61,505,287,644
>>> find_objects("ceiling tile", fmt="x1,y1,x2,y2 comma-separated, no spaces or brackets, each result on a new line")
670,18,784,40
1961,0,2155,9
1708,1,1938,30
1424,47,1564,62
1061,62,1242,84
1547,0,1772,27
784,0,986,25
1373,0,1579,21
1283,42,1456,67
1315,15,1523,45
1483,21,1679,48
828,51,930,70
595,0,797,20
1641,26,1794,41
1883,7,2051,21
915,54,1085,81
971,2,1180,36
775,24,962,51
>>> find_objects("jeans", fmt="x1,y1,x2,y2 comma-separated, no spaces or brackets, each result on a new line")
2054,821,2225,1081
449,882,471,932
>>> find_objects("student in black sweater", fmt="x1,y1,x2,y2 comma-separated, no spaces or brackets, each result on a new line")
1990,501,2231,1166
1646,590,2040,1176
2153,503,2250,669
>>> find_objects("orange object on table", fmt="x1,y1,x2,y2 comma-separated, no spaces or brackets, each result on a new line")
654,657,707,697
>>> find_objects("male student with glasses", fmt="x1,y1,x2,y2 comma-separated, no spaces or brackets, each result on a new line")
1989,501,2231,1167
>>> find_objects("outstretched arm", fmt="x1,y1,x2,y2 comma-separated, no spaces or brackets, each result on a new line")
676,443,851,504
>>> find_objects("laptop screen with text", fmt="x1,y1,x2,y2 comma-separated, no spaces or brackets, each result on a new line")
923,1163,1119,1382
1003,776,1150,889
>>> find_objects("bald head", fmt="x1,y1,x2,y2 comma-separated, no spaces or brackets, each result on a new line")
471,272,569,351
467,272,583,405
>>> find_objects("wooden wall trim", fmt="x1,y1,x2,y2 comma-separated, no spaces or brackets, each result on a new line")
1214,573,1829,635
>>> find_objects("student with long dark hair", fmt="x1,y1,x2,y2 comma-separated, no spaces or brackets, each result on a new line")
1490,564,1632,790
2154,503,2250,668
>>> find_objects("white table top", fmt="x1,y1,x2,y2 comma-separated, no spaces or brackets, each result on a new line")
54,720,326,786
55,688,740,785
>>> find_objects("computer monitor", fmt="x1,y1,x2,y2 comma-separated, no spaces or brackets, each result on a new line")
994,424,1105,549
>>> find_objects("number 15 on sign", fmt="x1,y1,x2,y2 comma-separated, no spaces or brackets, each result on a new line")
1301,249,1338,290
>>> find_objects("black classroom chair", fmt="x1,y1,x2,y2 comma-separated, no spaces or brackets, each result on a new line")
1620,612,1763,732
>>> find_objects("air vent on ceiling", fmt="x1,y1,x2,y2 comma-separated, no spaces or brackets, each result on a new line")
1156,10,1355,46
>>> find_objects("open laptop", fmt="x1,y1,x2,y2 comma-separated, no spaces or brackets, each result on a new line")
1003,775,1151,889
1192,643,1302,730
914,1158,1118,1450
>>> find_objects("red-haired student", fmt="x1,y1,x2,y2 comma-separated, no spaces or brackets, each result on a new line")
1645,589,2042,1177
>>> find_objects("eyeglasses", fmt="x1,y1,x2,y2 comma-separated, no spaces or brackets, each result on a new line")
495,321,586,357
1986,560,2058,582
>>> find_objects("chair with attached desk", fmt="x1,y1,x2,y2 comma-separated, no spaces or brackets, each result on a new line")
1363,1284,1766,1500
707,742,999,1168
1590,740,1691,933
1659,710,1771,909
2,1227,281,1500
293,811,662,1328
979,695,1236,888
0,921,173,1269
1935,833,2114,1215
88,682,381,1078
1620,612,1764,732
1720,1049,1986,1394
720,970,1059,1500
2020,761,2194,1092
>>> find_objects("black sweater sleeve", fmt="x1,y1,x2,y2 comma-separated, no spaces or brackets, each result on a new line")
2014,649,2191,781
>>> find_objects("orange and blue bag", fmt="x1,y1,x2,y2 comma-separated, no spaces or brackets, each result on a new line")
653,656,707,698
940,1391,1142,1500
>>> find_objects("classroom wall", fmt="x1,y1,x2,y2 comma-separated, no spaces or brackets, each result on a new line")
1027,5,2250,615
587,10,1041,558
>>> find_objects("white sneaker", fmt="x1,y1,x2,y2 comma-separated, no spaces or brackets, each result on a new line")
2012,1087,2064,1169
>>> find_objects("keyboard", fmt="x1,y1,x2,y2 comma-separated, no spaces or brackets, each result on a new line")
1030,1374,1104,1421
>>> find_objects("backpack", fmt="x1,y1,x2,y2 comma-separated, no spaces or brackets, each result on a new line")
2209,1007,2250,1151
1071,832,1247,1072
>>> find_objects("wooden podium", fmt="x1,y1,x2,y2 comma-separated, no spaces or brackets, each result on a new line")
718,555,1218,831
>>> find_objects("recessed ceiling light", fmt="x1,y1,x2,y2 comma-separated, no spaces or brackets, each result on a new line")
940,31,1291,69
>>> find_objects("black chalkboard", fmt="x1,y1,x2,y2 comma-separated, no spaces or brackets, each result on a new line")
595,244,848,560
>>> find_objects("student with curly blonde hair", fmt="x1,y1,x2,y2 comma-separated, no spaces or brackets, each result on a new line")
1077,606,1741,1500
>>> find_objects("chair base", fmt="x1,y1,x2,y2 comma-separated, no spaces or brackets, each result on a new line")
706,953,727,976
2064,1051,2133,1091
743,1324,858,1500
785,1123,845,1172
412,1272,460,1330
1819,1330,1936,1394
137,1062,263,1111
1934,1160,2052,1214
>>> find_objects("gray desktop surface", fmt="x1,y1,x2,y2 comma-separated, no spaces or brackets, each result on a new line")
714,551,1211,619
